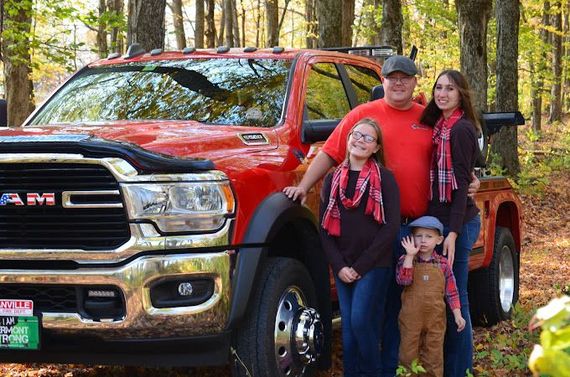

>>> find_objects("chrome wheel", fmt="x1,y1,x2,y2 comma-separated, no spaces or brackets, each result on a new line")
499,245,515,313
274,286,323,377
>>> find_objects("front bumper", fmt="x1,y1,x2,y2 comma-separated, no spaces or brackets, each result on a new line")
0,250,232,340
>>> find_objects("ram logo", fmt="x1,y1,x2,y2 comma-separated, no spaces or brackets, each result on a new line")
0,193,56,206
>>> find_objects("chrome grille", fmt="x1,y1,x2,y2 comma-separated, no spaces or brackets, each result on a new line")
0,163,130,249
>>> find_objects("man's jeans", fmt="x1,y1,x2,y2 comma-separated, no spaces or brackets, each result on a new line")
336,267,391,377
443,215,481,377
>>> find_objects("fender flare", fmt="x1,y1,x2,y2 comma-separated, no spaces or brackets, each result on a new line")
226,192,319,329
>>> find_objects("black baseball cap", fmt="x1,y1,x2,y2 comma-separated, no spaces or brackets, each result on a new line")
381,55,418,76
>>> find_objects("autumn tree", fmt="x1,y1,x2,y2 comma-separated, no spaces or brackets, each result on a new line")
127,0,166,51
531,0,550,133
0,0,35,127
455,0,492,112
266,0,278,46
224,0,234,47
341,0,355,47
492,0,521,175
170,0,186,49
549,0,563,122
381,0,403,54
316,0,342,47
306,0,317,48
205,0,216,48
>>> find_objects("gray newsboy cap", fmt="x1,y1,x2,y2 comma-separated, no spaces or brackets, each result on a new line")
381,55,418,76
408,216,444,235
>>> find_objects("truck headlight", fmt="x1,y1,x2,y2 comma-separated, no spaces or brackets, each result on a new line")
121,182,235,233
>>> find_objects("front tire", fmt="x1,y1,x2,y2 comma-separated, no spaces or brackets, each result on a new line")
469,226,519,326
232,257,324,377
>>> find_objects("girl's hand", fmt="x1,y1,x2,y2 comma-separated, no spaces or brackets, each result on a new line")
401,235,419,256
283,186,307,203
348,267,361,281
443,232,457,266
338,267,358,283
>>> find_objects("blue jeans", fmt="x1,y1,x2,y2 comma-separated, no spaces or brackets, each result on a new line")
336,267,391,377
443,214,481,377
380,224,411,377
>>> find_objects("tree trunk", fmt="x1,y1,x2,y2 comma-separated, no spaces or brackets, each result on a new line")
109,0,124,53
205,0,216,48
341,0,355,47
172,0,186,49
381,0,403,54
562,2,570,112
240,0,246,46
1,0,35,127
266,0,279,47
305,0,317,48
492,0,520,175
316,0,342,47
532,0,550,133
456,0,492,113
224,0,233,47
127,0,166,51
549,0,563,122
195,0,204,48
232,0,240,47
97,0,109,58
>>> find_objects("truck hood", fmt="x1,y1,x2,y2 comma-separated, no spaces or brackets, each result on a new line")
0,121,278,163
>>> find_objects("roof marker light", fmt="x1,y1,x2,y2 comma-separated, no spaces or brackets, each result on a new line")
183,47,196,54
124,43,146,59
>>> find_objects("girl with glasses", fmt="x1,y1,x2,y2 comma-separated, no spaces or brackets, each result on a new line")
319,118,400,377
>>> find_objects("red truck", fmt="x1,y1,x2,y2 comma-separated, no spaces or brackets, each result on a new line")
0,45,522,377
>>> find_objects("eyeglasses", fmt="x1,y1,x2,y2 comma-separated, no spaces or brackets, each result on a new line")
351,130,377,144
384,75,414,85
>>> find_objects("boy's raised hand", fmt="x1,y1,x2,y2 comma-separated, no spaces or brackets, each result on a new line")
401,235,419,256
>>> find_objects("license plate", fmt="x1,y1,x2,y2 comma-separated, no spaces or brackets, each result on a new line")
0,299,40,350
0,316,39,350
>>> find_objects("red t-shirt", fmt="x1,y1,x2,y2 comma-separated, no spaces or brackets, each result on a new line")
322,99,432,218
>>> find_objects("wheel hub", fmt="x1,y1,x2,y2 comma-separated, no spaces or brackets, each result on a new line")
499,245,515,313
293,308,324,364
274,287,323,377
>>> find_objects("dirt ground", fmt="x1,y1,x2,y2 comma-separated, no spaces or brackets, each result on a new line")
0,169,568,376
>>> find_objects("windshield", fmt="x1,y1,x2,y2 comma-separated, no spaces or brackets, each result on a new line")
29,58,292,127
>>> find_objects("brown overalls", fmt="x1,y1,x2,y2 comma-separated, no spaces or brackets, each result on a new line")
398,261,446,377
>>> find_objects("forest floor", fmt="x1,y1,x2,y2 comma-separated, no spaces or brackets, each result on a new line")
0,123,568,376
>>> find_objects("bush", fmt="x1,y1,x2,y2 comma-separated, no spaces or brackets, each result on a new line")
528,296,570,377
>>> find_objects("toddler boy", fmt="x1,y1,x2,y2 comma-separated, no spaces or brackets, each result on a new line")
396,216,465,377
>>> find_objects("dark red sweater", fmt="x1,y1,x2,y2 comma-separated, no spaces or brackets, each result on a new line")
319,166,401,276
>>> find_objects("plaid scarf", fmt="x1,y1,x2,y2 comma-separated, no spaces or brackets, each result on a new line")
430,108,464,202
321,159,385,236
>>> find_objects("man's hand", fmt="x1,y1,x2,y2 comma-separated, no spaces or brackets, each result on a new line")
468,172,480,198
401,235,419,257
283,186,308,203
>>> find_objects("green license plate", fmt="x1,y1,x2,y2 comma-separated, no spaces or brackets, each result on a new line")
0,316,40,350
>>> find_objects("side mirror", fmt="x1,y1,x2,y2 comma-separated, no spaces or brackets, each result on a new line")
0,99,7,127
477,111,525,167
